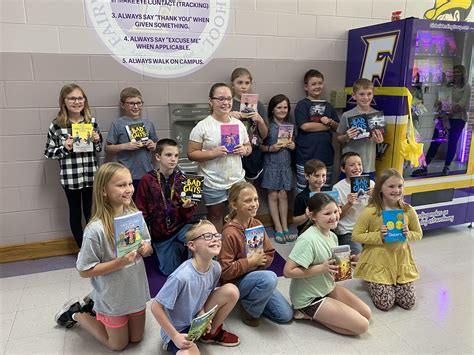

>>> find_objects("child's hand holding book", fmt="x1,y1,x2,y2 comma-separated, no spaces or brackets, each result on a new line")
321,256,339,276
248,249,267,269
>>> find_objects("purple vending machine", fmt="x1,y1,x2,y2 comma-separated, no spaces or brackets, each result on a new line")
345,18,474,230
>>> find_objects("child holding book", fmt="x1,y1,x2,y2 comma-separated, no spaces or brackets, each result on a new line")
135,139,197,276
336,78,384,181
105,87,158,196
284,193,371,335
219,182,293,327
188,83,251,232
44,84,103,248
55,162,153,351
352,168,423,311
152,219,240,354
229,67,269,181
260,94,296,243
333,152,375,255
295,69,339,192
293,159,327,236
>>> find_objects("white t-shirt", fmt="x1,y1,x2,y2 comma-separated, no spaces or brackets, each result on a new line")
333,178,375,235
189,115,249,190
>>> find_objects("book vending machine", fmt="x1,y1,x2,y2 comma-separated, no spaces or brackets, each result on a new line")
345,18,474,230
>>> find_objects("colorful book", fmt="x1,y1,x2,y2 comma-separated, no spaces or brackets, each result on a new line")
366,111,385,135
244,225,265,256
187,305,218,342
220,124,240,153
125,122,148,144
114,211,143,258
277,123,294,145
350,175,370,197
347,114,370,140
309,100,326,123
240,94,258,114
309,191,340,205
180,174,204,203
332,245,352,281
438,87,452,112
71,123,93,153
382,209,406,242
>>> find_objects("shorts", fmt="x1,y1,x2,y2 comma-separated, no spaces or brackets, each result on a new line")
202,184,229,206
297,296,327,318
167,326,190,355
96,309,146,329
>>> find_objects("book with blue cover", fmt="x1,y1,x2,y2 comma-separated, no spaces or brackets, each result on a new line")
309,191,340,205
114,211,143,257
347,114,370,140
350,175,370,197
382,209,406,242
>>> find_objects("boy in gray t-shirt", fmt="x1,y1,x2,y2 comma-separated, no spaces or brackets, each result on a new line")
151,220,240,354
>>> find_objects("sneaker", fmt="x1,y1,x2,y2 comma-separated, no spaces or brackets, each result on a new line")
200,324,240,347
239,304,260,327
81,294,96,317
442,166,449,175
55,299,82,329
411,166,427,177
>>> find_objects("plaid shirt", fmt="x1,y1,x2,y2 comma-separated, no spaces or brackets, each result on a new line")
44,118,103,189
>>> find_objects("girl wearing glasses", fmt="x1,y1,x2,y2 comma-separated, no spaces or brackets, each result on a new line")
219,182,293,327
188,83,252,232
44,84,103,248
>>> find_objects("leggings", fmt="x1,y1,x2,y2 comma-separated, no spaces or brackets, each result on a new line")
63,186,93,248
367,281,416,311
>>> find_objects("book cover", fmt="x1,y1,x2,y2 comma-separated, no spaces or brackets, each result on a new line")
220,124,240,153
347,114,370,140
310,191,340,205
114,211,143,258
309,100,326,123
350,175,370,197
277,123,294,145
382,209,406,242
71,123,93,153
438,87,452,112
366,111,385,135
180,174,204,203
125,122,149,144
332,245,352,281
240,94,258,114
244,225,265,256
187,305,219,342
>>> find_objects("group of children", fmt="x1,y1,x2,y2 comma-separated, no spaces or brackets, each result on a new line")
46,68,423,354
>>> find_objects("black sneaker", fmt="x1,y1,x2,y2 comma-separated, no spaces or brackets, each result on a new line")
55,299,82,329
81,294,96,317
442,166,449,175
411,166,427,177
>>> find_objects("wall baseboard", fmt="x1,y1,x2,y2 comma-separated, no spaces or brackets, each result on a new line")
0,213,281,263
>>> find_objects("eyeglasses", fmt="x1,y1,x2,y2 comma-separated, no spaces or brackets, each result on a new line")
66,97,85,103
191,232,223,241
123,101,143,107
211,97,233,103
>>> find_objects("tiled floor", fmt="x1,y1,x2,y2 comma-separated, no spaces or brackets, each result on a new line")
1,224,472,354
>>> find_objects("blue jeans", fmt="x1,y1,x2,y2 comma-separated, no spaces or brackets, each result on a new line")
153,224,192,276
235,270,293,323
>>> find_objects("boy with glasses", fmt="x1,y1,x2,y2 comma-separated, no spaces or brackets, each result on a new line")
152,220,240,354
105,87,158,197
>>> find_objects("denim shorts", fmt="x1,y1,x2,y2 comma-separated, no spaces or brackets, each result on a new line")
202,184,229,206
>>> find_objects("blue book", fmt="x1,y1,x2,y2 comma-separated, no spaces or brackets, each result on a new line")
114,211,143,257
309,191,340,205
350,175,371,197
382,209,406,242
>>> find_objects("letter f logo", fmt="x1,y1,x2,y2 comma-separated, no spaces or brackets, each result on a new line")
360,31,400,86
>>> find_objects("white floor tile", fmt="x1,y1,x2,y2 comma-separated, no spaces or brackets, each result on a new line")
0,275,28,291
25,269,72,288
9,304,64,340
0,289,23,315
18,282,71,311
4,331,65,355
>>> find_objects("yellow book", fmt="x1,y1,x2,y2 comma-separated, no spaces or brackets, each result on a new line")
71,123,93,152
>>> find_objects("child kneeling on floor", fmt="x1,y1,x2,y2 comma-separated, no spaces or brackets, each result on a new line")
152,220,240,354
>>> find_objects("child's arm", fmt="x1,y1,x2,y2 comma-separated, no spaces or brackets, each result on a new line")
105,141,142,155
337,127,360,144
283,257,338,279
339,193,357,218
404,207,423,241
292,194,310,226
351,209,385,244
79,251,140,278
151,300,194,351
187,140,228,162
44,123,73,160
371,129,384,144
292,210,310,227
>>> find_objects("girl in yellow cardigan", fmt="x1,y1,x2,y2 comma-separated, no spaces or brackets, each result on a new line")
352,169,422,311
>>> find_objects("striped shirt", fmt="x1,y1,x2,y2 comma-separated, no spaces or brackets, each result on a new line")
44,117,103,189
189,115,249,190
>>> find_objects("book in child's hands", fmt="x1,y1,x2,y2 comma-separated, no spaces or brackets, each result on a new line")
244,225,265,256
382,209,406,242
309,191,340,205
180,174,204,203
187,305,218,342
309,100,326,123
331,245,352,281
114,211,143,258
277,123,294,145
125,123,148,145
220,124,240,153
366,111,385,135
71,123,93,152
347,114,370,139
350,175,370,197
240,94,258,114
